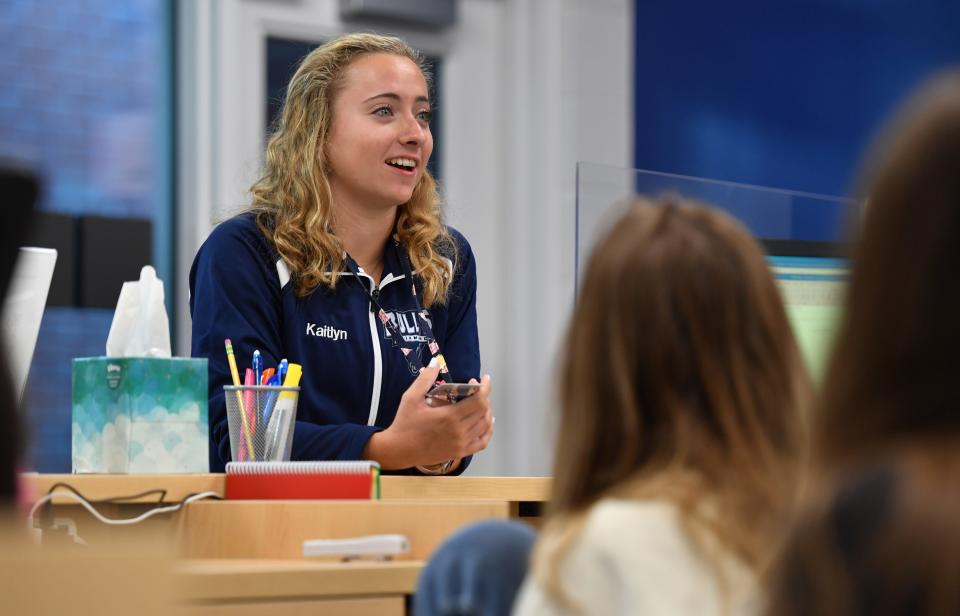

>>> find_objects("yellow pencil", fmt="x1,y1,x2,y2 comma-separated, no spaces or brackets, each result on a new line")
225,339,256,458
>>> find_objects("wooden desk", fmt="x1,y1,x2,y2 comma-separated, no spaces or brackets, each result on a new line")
24,473,550,558
382,476,549,518
0,537,416,616
23,473,551,614
178,559,423,616
0,535,178,615
26,473,551,509
177,499,511,560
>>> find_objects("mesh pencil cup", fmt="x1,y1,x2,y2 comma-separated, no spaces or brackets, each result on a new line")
224,385,300,462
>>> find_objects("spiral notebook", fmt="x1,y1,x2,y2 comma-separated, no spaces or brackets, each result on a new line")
225,461,381,500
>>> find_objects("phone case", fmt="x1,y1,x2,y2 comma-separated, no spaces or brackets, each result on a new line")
426,382,480,403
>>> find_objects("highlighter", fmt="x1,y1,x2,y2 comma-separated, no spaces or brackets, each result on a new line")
281,362,302,391
264,363,302,460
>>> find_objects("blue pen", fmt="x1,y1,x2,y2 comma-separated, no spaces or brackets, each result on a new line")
278,358,288,384
252,350,263,386
252,350,263,430
262,373,282,425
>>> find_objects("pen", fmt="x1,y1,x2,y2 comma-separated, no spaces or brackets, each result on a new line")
244,368,257,443
225,339,255,459
252,350,263,431
258,364,275,429
252,350,262,387
262,372,281,425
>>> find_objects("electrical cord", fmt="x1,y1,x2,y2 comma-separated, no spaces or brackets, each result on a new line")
27,487,221,538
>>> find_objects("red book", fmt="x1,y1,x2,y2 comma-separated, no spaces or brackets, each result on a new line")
225,461,380,500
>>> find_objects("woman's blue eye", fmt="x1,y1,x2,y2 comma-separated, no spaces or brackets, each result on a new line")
374,107,392,117
417,110,432,123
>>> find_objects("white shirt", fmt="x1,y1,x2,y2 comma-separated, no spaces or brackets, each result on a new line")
513,498,760,616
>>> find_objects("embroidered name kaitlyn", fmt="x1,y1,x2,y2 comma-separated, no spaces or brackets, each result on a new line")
305,322,349,341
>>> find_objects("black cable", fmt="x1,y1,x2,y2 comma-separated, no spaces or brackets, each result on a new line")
45,481,169,504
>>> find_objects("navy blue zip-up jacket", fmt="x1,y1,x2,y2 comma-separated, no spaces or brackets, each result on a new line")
189,213,480,473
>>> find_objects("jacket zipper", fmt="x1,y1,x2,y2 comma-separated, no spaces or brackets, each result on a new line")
363,272,404,426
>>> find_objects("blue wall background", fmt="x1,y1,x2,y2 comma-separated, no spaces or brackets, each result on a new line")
633,1,960,200
0,0,170,472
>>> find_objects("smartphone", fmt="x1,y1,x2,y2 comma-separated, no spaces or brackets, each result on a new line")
425,382,481,405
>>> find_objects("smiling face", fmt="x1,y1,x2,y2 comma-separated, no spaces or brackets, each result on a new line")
325,52,434,214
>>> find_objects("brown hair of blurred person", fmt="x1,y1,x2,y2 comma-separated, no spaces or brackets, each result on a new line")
535,197,812,603
768,442,960,616
816,71,960,470
0,164,31,506
0,359,19,504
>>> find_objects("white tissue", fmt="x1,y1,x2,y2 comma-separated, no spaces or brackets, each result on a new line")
105,265,172,357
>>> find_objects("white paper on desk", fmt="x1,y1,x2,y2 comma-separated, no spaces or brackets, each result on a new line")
105,265,172,357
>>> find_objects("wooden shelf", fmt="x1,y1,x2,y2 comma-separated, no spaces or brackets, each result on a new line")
176,558,423,601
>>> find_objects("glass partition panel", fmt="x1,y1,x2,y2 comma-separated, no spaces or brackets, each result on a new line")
575,162,861,383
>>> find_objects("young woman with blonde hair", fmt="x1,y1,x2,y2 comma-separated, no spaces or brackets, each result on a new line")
190,33,493,473
417,197,810,615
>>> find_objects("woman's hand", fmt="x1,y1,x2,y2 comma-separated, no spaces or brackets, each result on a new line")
363,364,494,470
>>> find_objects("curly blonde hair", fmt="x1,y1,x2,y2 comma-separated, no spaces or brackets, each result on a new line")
249,33,454,305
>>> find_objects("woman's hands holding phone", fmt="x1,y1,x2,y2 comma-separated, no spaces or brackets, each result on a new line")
363,364,494,470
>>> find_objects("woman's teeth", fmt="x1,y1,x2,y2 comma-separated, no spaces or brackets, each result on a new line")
387,158,416,169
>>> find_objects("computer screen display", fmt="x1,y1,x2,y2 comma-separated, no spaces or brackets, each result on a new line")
768,255,848,383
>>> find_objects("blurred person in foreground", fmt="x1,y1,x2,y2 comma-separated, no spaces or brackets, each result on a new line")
769,445,960,616
0,363,19,507
768,70,960,616
0,165,34,509
417,197,812,616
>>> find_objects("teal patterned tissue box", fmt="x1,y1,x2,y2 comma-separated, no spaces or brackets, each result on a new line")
72,357,208,473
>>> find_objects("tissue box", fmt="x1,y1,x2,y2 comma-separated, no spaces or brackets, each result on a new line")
71,357,209,473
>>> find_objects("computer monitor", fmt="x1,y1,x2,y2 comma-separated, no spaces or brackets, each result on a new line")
764,240,848,384
2,247,57,404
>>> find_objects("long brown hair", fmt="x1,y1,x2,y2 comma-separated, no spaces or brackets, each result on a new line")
536,197,810,603
768,442,960,616
249,33,454,305
816,71,960,469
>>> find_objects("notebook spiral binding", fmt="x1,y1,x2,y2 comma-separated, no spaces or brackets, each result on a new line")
225,461,380,475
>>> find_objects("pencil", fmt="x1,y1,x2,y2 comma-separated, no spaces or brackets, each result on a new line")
225,339,256,458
